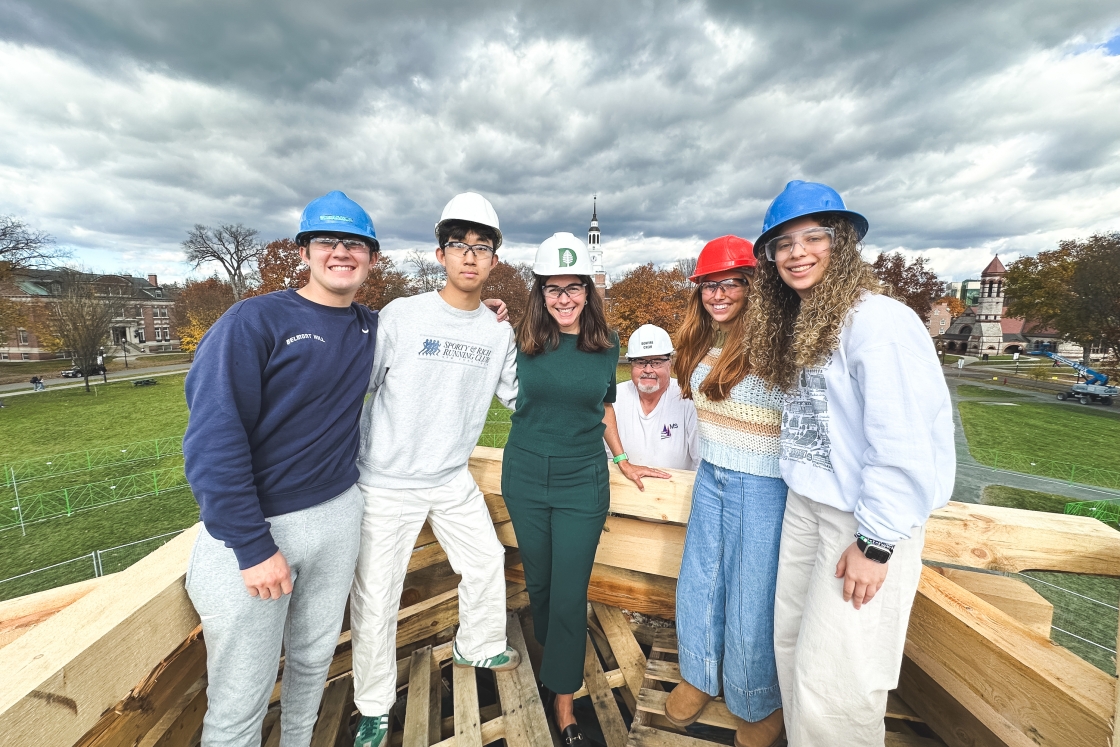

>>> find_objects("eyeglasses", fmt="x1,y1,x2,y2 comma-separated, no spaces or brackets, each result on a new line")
443,241,496,259
542,283,587,300
629,357,671,369
699,277,748,295
308,235,373,253
763,227,834,262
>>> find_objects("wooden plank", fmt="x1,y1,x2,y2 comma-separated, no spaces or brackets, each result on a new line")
398,589,460,649
452,666,482,747
310,675,353,747
885,691,923,724
643,660,681,684
591,603,648,702
263,708,282,747
0,525,201,747
884,734,945,747
626,723,721,746
937,569,1053,637
572,669,627,699
504,612,553,747
582,636,629,747
409,543,451,574
504,563,677,619
905,566,1115,746
404,647,433,747
635,688,738,730
429,658,443,744
143,682,207,747
923,501,1120,577
896,656,1009,747
651,629,678,655
432,715,505,747
0,576,107,650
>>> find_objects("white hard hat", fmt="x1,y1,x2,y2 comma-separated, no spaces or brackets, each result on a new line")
434,192,502,249
533,232,594,276
626,324,674,358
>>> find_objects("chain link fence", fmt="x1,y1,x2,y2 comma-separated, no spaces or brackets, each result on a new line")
0,530,185,602
969,448,1120,490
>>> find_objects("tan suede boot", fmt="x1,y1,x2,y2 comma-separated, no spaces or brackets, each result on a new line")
663,680,713,727
733,708,785,747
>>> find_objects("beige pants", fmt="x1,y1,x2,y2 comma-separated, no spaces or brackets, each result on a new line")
773,488,925,747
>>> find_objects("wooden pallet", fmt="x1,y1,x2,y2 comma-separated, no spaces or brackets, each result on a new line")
256,611,549,747
625,630,944,747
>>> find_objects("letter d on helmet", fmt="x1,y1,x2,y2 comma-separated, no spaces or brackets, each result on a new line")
296,190,379,251
533,232,594,275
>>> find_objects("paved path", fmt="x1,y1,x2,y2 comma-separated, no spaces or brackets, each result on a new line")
944,375,1120,504
0,362,192,396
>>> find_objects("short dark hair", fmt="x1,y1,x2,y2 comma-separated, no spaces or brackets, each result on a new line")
515,275,615,355
437,220,500,250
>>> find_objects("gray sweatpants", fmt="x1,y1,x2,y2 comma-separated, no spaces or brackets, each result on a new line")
186,486,363,747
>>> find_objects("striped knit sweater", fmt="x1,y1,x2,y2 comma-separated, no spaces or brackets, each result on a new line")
689,345,785,478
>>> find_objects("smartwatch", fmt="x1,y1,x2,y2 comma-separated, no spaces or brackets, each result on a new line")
855,534,894,564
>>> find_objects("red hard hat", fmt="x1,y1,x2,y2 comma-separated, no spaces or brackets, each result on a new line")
689,235,756,282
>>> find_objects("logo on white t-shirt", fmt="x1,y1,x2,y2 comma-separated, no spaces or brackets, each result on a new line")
416,336,493,368
780,366,833,471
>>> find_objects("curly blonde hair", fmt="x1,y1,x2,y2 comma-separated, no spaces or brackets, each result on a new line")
744,214,888,391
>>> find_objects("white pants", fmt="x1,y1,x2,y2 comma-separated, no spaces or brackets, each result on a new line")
350,467,508,716
773,488,925,747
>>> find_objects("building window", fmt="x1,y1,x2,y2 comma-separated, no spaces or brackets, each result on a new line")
18,329,29,345
22,353,30,360
1,353,7,360
137,330,145,343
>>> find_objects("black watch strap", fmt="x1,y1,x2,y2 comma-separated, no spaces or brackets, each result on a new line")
855,534,894,564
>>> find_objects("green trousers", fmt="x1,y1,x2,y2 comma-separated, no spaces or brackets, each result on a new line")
501,442,609,694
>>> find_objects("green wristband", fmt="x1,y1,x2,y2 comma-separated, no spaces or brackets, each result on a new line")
612,452,629,464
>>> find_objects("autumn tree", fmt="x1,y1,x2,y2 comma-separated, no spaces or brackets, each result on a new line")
354,254,415,310
606,263,690,340
0,216,68,335
173,278,236,354
182,223,261,300
30,270,122,392
480,261,533,326
250,238,307,295
1006,233,1120,362
935,295,966,318
870,252,945,323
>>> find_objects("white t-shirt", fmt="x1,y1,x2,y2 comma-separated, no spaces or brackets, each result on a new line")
608,380,700,470
779,294,955,544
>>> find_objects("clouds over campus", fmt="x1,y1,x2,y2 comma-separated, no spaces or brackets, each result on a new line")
1,0,1119,281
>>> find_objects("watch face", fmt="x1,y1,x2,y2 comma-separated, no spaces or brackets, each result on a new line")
865,545,892,564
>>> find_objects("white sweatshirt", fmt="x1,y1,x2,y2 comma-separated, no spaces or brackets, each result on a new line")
779,293,954,544
607,380,701,470
357,291,518,490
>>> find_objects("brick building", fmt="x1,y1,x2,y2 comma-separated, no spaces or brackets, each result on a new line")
0,269,178,361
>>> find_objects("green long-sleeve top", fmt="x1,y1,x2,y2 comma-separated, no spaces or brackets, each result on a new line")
508,332,620,458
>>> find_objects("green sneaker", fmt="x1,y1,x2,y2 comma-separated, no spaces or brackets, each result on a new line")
452,641,521,671
354,714,389,747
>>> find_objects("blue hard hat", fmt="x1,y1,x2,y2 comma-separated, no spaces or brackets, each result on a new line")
755,180,868,258
296,190,379,251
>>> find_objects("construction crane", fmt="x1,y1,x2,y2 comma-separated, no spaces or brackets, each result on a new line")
1028,349,1117,405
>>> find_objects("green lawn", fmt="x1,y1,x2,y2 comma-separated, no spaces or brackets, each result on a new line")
0,373,189,461
956,384,1030,399
958,400,1120,487
980,485,1118,673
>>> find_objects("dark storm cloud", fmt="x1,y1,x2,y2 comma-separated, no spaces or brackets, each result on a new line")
1,0,1119,281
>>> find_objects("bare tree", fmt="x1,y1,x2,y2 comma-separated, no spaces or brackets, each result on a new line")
31,270,123,393
676,257,697,279
407,249,446,293
0,216,67,276
181,224,261,300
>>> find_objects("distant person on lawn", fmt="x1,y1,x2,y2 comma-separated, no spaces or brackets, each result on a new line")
607,324,700,471
182,191,380,747
349,193,521,747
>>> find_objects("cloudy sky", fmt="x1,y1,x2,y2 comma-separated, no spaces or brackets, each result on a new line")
2,0,1119,284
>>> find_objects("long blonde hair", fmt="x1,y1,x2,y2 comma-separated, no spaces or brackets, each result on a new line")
744,214,888,391
673,270,752,401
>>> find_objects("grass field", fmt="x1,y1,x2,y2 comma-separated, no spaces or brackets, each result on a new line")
0,352,191,386
956,384,1031,399
958,400,1120,485
980,485,1119,672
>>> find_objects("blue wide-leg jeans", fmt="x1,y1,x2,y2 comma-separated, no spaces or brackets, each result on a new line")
676,460,787,722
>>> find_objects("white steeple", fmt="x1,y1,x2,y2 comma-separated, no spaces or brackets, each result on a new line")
587,196,606,295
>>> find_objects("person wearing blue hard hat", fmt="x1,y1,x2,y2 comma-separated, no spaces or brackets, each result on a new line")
743,181,954,746
183,190,381,747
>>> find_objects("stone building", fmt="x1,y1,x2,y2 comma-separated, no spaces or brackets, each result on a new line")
0,269,179,361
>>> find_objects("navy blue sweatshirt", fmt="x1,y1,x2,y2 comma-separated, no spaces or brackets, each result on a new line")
183,290,378,569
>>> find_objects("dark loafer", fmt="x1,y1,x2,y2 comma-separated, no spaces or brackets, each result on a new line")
560,724,586,745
